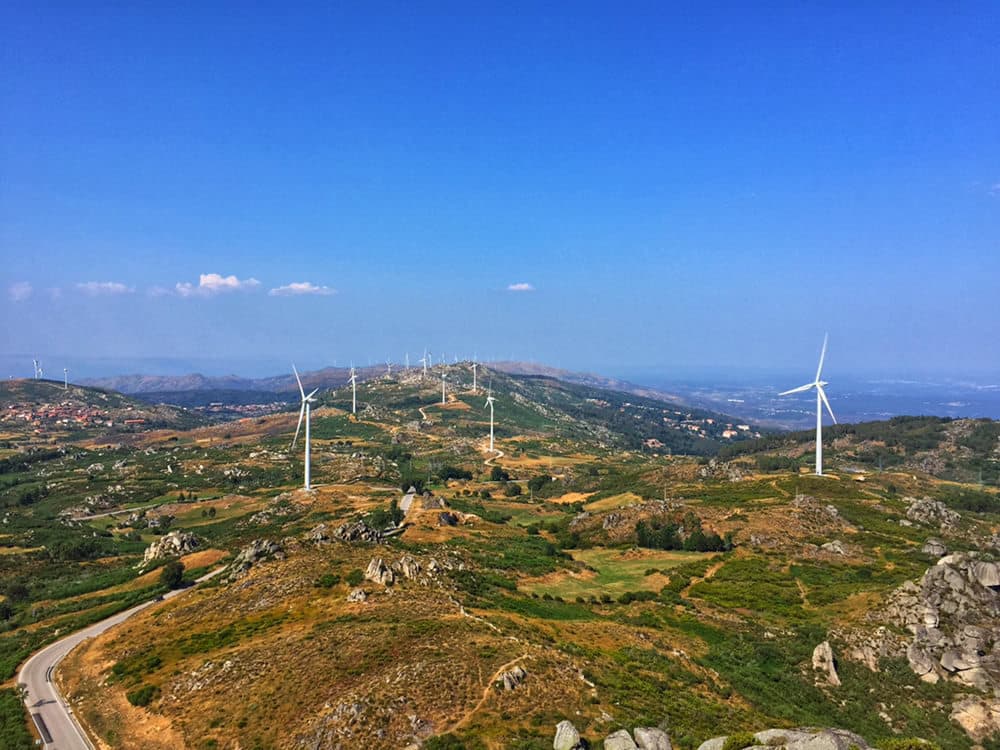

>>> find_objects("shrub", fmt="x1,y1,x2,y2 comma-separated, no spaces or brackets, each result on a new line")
722,732,757,750
503,482,523,497
126,684,159,707
346,569,364,586
877,740,941,750
159,560,185,590
490,466,511,482
314,573,341,589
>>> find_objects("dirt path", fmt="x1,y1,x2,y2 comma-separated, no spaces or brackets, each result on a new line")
443,653,531,733
680,559,726,600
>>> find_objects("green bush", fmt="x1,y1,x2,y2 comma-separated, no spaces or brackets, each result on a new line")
346,569,364,586
722,732,757,750
126,683,159,707
159,560,185,590
877,740,941,750
314,573,341,589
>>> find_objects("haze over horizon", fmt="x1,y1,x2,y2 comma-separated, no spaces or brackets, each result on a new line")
3,4,998,378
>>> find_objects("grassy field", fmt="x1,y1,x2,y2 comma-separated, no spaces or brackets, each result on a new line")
520,547,717,599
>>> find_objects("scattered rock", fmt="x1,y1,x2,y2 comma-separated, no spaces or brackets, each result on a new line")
554,720,584,750
812,641,841,686
604,729,638,750
821,540,847,556
140,530,200,567
346,588,368,603
699,728,871,750
394,555,422,580
905,496,960,532
634,727,672,750
950,695,1000,741
226,539,283,579
364,558,395,586
438,512,459,526
880,552,1000,690
922,538,948,557
333,520,383,543
498,665,527,691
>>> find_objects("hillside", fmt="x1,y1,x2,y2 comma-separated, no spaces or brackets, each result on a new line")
0,379,206,446
1,367,998,749
719,416,1000,486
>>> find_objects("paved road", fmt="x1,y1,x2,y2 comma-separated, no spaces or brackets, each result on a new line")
18,568,224,749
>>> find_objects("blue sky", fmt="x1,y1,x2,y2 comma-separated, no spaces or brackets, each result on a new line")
2,2,998,379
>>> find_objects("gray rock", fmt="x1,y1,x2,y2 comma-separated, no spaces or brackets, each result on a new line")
821,540,847,556
334,520,383,543
905,496,960,531
499,665,527,691
140,530,200,567
604,729,638,750
554,720,583,750
950,695,1000,741
754,730,814,746
922,538,948,557
812,641,841,686
634,727,672,750
346,588,367,603
364,558,395,586
226,538,283,579
786,729,871,750
696,739,726,750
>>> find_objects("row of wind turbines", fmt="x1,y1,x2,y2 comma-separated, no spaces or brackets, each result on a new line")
287,332,839,490
289,357,498,490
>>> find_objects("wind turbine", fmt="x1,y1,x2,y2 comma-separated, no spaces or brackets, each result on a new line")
440,370,447,405
419,350,428,379
779,334,837,476
63,368,68,390
349,365,358,415
386,358,392,377
485,380,496,454
405,352,410,371
471,359,478,393
290,364,319,490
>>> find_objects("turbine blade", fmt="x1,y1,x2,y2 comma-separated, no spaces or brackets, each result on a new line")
306,388,319,400
815,333,828,382
291,401,305,449
779,383,815,396
818,386,837,424
292,364,305,399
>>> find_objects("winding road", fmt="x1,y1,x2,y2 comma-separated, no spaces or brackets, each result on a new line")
18,567,224,749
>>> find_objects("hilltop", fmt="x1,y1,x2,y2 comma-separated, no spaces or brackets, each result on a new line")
1,367,998,749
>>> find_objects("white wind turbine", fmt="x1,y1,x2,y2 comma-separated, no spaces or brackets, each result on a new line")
471,358,478,393
779,334,837,476
485,380,496,454
290,364,319,490
440,370,447,404
63,368,68,390
419,350,428,379
405,352,410,371
386,358,392,377
349,365,358,415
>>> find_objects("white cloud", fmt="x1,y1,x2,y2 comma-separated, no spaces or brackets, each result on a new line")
8,281,32,302
268,281,336,297
76,281,134,295
175,273,261,297
990,182,1000,197
506,282,535,292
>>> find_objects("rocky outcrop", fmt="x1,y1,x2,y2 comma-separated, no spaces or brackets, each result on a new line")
881,552,1000,690
140,530,200,567
697,728,871,750
332,520,383,543
633,727,672,750
346,588,368,603
604,729,638,750
364,558,395,586
812,641,841,686
497,665,527,691
394,555,422,581
226,538,283,579
906,496,960,532
922,538,948,557
950,696,1000,741
553,720,585,750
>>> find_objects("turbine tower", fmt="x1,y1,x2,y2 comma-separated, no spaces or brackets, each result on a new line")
349,365,358,415
485,380,496,454
63,368,68,390
290,364,319,490
471,360,478,393
440,370,447,405
386,358,392,377
405,352,410,371
779,334,837,476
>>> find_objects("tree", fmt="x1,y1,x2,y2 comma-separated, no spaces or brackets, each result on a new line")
490,466,510,482
160,560,185,590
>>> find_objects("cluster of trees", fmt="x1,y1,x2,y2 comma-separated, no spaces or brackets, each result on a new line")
635,512,733,552
366,498,405,529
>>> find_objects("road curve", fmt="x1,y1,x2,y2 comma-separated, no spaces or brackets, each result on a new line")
18,567,224,749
